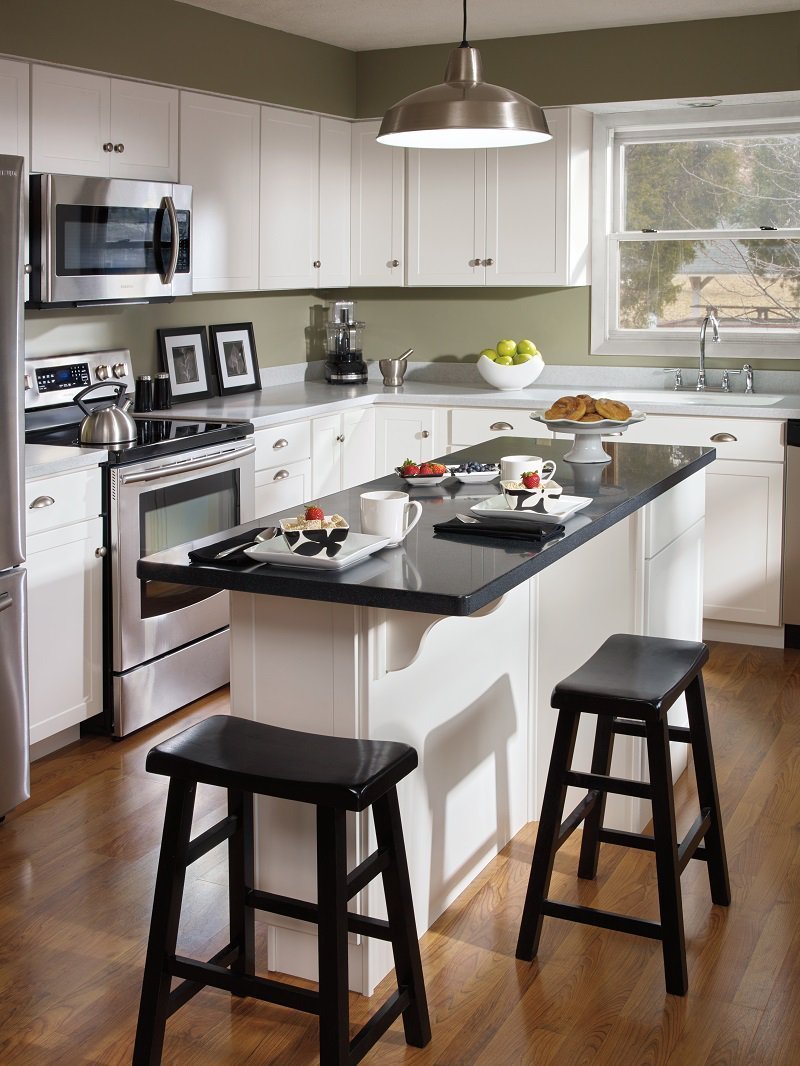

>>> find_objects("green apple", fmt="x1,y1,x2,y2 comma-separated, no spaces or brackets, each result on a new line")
496,339,517,359
479,348,498,361
495,355,514,365
516,338,538,356
512,351,533,364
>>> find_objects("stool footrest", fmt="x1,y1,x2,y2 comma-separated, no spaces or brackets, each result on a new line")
678,808,712,871
565,770,652,800
187,814,238,866
347,846,390,899
171,955,320,1015
597,827,656,852
558,791,601,848
167,943,239,1017
542,899,663,941
350,988,412,1062
247,887,394,942
611,719,692,743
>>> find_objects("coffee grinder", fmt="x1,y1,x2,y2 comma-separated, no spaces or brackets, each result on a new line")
324,300,368,385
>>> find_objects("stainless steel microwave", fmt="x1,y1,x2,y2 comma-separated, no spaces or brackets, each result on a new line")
28,173,192,307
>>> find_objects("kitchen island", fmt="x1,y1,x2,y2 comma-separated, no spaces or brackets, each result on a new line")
138,436,714,994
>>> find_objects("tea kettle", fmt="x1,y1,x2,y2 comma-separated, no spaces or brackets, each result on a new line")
379,348,414,388
75,382,137,445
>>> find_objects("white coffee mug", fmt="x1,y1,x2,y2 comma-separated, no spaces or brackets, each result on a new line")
360,490,422,544
500,454,557,484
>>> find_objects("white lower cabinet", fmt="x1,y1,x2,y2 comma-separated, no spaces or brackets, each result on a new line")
25,469,103,744
254,421,312,518
374,406,443,475
312,408,375,498
449,406,554,451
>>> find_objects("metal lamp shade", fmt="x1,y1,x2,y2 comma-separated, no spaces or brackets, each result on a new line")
377,46,551,149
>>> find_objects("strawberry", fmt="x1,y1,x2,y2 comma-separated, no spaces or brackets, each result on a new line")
521,471,540,489
429,462,448,475
401,458,420,476
304,503,325,522
418,462,434,476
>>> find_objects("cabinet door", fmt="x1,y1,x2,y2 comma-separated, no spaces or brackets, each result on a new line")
260,106,319,289
32,65,111,176
341,408,375,490
406,148,485,285
704,459,784,626
318,117,351,288
26,518,103,744
374,407,437,474
109,80,178,181
311,413,343,498
350,120,405,286
181,91,260,292
0,58,29,160
255,459,312,519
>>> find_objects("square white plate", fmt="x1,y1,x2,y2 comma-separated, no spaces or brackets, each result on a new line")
244,531,391,570
470,494,592,525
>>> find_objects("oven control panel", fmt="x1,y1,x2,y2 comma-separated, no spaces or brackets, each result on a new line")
36,362,92,393
24,349,134,411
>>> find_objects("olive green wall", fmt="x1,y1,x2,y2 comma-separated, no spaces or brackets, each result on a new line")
3,0,356,115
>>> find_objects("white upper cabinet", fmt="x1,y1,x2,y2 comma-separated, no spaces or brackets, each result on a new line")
0,58,29,162
31,66,178,180
407,107,591,287
350,120,405,286
180,91,260,293
260,107,351,289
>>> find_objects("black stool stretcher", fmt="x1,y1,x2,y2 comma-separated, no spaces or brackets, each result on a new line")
133,715,431,1065
516,634,730,996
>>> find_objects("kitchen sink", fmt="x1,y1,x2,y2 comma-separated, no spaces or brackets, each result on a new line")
587,389,783,408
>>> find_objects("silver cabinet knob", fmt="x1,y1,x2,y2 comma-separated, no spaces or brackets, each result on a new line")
30,495,55,509
313,260,321,269
483,258,495,267
710,432,737,443
273,469,290,480
24,263,32,275
390,259,400,268
103,142,114,152
95,364,110,381
95,546,107,558
273,438,288,449
490,421,513,431
112,362,128,379
336,434,345,443
421,430,430,438
113,143,124,153
24,373,32,391
469,258,480,267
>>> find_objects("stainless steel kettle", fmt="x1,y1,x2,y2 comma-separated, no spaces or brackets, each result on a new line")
75,382,137,445
379,348,414,388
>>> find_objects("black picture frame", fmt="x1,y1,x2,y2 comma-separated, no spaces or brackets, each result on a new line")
208,322,262,395
157,326,216,402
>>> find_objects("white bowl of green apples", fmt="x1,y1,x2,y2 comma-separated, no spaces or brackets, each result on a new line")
476,339,545,391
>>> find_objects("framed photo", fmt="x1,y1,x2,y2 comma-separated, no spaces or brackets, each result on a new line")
157,327,216,402
209,323,262,395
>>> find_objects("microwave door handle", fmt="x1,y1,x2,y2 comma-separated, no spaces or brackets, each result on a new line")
160,195,180,285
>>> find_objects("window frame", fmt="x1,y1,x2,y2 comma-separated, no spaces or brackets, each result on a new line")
591,101,800,360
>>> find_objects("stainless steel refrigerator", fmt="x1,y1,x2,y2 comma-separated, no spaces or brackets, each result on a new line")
0,155,29,818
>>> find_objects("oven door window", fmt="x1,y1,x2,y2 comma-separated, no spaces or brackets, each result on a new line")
140,469,238,618
55,204,190,276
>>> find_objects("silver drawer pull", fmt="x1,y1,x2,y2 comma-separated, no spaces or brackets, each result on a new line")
273,438,289,449
490,421,513,431
273,469,290,481
710,432,737,443
30,495,55,509
95,546,107,558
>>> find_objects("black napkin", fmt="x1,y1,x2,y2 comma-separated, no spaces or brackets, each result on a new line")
188,528,271,567
433,517,565,543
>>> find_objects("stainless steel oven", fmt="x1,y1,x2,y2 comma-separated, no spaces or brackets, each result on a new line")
109,436,255,735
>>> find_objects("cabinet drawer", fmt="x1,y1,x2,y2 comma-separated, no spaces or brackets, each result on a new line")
255,421,311,470
621,414,784,462
25,469,102,535
450,407,551,447
255,458,311,518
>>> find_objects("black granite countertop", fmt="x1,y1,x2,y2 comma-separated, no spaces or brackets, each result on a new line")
137,437,715,616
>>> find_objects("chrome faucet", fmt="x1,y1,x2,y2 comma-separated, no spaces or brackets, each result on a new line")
697,311,720,391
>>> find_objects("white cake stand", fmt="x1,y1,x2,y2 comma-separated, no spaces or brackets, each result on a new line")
531,412,646,464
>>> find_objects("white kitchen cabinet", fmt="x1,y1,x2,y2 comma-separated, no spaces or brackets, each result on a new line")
312,408,375,498
406,107,591,287
25,469,103,745
254,420,312,518
449,406,555,450
0,58,29,161
180,91,260,292
32,66,178,180
374,406,442,475
350,120,405,286
260,107,350,289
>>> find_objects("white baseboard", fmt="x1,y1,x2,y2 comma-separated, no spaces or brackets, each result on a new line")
30,724,81,762
702,619,785,649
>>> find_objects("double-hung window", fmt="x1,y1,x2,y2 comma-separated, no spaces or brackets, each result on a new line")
591,102,800,360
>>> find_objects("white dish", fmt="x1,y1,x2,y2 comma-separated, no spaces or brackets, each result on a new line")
244,531,391,570
530,410,646,432
470,493,592,525
395,467,449,486
447,465,500,483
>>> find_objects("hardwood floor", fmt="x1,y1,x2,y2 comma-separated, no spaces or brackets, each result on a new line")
1,642,799,1064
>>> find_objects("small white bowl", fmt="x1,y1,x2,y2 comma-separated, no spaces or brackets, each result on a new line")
476,352,545,392
280,516,349,558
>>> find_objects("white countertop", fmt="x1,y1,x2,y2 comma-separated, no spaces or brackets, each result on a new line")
25,367,800,479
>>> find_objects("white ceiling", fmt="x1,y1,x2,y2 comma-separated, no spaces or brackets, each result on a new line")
175,0,799,52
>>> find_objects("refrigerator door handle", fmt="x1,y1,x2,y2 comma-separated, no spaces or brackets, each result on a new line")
0,590,12,614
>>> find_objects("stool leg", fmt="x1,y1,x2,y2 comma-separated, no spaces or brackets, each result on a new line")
516,709,581,962
316,805,351,1066
646,719,688,996
685,675,731,906
371,788,431,1048
133,779,197,1065
577,715,615,880
228,789,255,982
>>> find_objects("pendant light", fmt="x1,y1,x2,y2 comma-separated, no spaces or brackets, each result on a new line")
377,0,551,149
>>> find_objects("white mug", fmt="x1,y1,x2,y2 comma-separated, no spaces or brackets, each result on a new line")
500,454,557,484
360,490,422,544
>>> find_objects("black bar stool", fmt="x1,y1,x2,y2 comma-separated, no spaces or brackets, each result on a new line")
516,634,730,996
133,715,431,1065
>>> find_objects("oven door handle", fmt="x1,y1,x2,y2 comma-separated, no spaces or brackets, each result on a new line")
119,443,256,484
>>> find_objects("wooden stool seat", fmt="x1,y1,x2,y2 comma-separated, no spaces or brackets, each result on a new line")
516,634,731,996
133,715,431,1065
